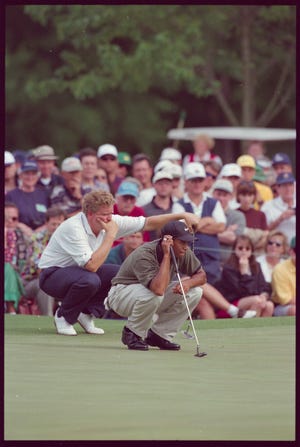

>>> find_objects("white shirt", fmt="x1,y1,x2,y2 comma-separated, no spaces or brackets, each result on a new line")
38,212,146,269
172,192,226,224
135,187,156,207
256,254,283,283
260,196,296,243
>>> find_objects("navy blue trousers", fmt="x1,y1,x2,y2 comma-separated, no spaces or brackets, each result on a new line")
39,264,120,324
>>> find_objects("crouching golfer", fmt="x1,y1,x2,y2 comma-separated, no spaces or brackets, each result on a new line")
38,190,200,336
105,221,206,350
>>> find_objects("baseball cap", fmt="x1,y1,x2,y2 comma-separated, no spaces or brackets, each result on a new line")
159,147,182,162
219,163,241,178
61,157,83,172
169,164,183,179
253,165,267,183
161,220,195,242
97,144,118,159
152,170,173,183
154,159,174,174
20,160,38,173
272,152,292,166
212,179,233,194
184,162,206,180
33,145,58,160
236,155,256,169
5,151,16,166
116,181,139,198
118,151,132,166
276,172,295,185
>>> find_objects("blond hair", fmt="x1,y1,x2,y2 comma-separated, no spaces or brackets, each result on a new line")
193,133,215,150
82,190,115,215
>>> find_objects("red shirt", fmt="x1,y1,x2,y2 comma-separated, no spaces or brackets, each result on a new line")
112,204,150,246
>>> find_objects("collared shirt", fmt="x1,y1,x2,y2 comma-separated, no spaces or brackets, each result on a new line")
38,212,146,269
271,258,295,305
172,192,226,224
261,195,296,242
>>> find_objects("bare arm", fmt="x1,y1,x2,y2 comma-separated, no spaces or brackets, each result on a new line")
149,238,172,295
196,217,225,234
144,212,199,233
84,220,119,272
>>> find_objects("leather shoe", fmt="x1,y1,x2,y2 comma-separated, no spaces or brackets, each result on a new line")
122,326,149,351
145,329,180,350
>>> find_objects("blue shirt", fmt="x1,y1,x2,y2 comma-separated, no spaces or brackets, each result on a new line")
6,188,49,230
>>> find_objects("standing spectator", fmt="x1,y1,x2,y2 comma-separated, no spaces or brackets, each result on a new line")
5,151,18,194
271,236,296,316
183,134,223,170
50,157,88,217
260,172,296,244
159,147,182,165
6,161,49,234
132,153,155,206
257,231,288,284
211,179,246,264
173,162,226,285
97,144,123,195
271,153,294,197
113,180,149,246
117,151,132,178
203,160,222,195
218,163,242,210
79,147,109,192
33,145,64,193
214,235,274,317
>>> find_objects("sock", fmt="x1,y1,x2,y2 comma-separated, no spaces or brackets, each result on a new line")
227,304,239,318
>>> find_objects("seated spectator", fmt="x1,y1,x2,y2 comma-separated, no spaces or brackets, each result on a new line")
33,145,64,193
117,151,132,178
183,134,223,170
97,144,123,195
79,147,109,192
22,207,66,316
271,236,296,316
211,179,246,264
214,235,274,317
260,172,295,244
218,163,242,210
5,161,50,234
5,151,18,194
257,231,288,284
113,180,149,246
159,147,182,165
50,157,89,217
105,231,144,265
132,153,155,206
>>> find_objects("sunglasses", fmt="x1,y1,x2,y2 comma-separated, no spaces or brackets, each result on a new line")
236,246,251,251
267,240,282,247
205,172,217,180
101,156,116,161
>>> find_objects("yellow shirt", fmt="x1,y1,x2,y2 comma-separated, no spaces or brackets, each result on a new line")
271,258,295,305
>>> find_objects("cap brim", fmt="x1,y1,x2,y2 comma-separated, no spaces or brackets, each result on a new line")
177,234,196,242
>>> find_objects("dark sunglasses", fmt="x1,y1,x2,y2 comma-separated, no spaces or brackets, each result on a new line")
267,240,282,247
101,156,116,161
205,172,217,180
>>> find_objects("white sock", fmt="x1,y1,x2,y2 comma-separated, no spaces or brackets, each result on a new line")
227,304,239,318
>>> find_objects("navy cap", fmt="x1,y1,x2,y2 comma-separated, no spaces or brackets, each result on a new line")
272,152,291,166
20,160,38,173
276,172,295,185
161,221,195,242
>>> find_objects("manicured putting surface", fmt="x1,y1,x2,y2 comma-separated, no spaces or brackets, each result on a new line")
5,315,295,440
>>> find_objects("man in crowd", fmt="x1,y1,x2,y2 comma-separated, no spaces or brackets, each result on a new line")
97,144,123,194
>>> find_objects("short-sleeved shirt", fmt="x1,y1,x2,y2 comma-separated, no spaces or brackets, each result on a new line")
261,196,296,243
271,258,295,305
38,212,145,269
237,207,267,230
111,240,202,289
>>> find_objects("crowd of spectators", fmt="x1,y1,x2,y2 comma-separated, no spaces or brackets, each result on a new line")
4,135,296,318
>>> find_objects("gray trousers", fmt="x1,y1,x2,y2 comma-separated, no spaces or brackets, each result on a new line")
105,281,203,340
24,278,55,316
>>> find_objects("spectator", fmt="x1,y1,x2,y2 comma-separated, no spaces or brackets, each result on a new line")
236,154,273,208
33,145,64,193
113,180,149,246
260,172,296,244
105,221,206,350
22,207,66,316
218,163,242,210
117,151,132,178
38,190,200,336
132,153,155,206
97,144,123,195
95,167,109,185
214,235,274,317
257,231,288,284
271,153,293,198
271,236,296,317
50,157,89,217
105,231,144,265
159,147,182,165
203,160,222,195
183,134,222,170
5,161,49,234
211,179,246,264
173,162,226,285
5,151,18,194
79,147,109,192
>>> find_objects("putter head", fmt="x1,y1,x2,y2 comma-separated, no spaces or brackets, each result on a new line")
195,347,207,358
181,330,194,340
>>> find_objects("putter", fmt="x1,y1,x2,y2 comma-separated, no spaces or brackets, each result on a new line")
181,322,194,339
170,246,207,358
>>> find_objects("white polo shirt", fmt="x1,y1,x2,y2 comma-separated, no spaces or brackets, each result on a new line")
261,196,296,243
38,212,146,269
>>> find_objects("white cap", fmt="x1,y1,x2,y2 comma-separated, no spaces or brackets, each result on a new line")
5,151,16,165
169,164,183,178
212,179,233,194
219,163,241,178
154,159,174,174
184,162,206,180
97,144,118,158
159,147,182,162
152,170,173,183
61,157,82,172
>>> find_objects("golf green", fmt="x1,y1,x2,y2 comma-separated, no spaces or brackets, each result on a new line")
4,315,295,440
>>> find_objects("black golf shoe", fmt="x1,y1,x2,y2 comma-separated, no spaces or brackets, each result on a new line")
121,326,149,351
145,329,180,350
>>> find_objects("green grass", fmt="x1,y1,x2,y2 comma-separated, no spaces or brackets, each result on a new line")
5,315,295,441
